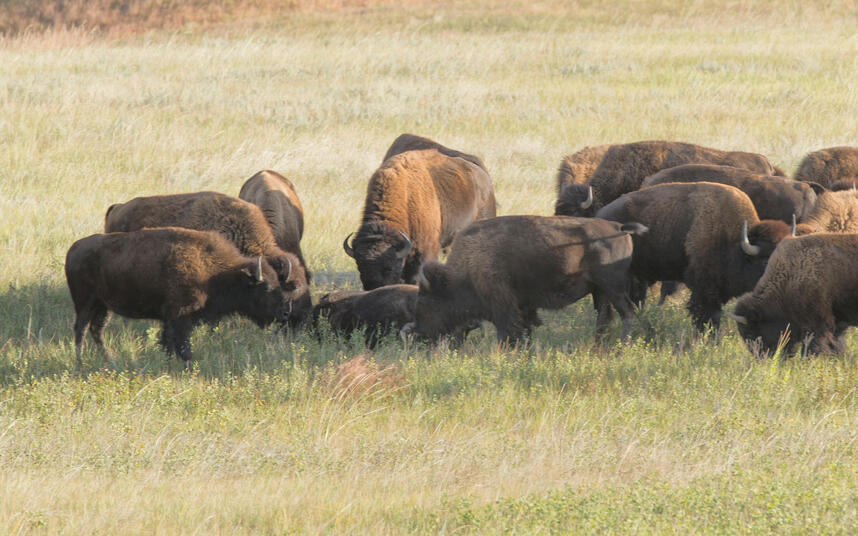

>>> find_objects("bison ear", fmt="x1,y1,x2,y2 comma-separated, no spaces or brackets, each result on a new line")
418,263,448,294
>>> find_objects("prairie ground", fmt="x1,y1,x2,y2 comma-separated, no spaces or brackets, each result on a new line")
2,1,858,533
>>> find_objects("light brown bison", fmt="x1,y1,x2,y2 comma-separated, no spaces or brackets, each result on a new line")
403,215,649,344
344,149,496,290
312,284,419,347
641,164,818,223
238,170,309,279
729,233,858,355
801,189,858,233
66,228,289,367
595,182,793,330
104,191,311,327
382,133,487,171
555,140,783,217
793,146,858,189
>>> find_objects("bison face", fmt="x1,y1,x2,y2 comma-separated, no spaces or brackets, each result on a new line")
555,184,596,217
411,263,475,341
267,254,313,328
730,298,794,356
238,259,290,327
731,220,793,295
344,227,413,290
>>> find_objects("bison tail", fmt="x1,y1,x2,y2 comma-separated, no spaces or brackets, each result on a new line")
620,222,649,236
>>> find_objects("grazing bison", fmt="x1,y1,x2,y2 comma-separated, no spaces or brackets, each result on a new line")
65,228,289,367
793,146,858,189
595,182,793,330
382,133,487,171
729,233,858,355
312,284,418,347
344,149,496,290
555,140,783,217
402,215,649,344
238,170,308,278
801,189,858,233
104,191,311,327
641,164,818,223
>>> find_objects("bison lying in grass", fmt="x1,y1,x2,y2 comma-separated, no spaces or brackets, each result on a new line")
65,228,289,368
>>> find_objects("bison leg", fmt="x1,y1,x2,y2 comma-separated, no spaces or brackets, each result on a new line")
658,281,681,305
72,296,106,365
163,318,194,367
591,291,614,343
686,288,723,332
87,303,111,354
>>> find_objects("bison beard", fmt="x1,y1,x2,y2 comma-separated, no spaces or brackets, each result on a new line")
65,228,289,368
405,215,648,345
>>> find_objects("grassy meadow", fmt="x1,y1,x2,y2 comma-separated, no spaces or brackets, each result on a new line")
3,1,858,533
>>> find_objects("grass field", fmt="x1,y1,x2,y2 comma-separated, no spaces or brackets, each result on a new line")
3,1,858,533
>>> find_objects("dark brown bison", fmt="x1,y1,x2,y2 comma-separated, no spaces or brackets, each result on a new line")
801,189,858,233
65,228,289,367
238,170,308,278
382,133,487,171
344,149,496,290
104,191,311,327
312,284,418,347
555,140,783,217
403,215,649,344
729,233,858,355
793,146,858,189
640,164,818,223
595,182,794,330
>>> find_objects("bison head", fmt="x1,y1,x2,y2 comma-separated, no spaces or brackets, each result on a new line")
343,224,413,290
236,256,291,327
729,220,793,296
406,262,480,342
267,253,313,328
555,184,596,217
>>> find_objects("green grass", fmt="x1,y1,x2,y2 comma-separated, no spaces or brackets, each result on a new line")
3,1,858,533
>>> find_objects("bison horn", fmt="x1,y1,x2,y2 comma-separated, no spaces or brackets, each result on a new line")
791,214,797,237
579,185,594,210
417,264,430,292
343,233,356,258
740,221,761,256
282,256,292,282
256,256,264,282
396,231,413,259
726,311,748,325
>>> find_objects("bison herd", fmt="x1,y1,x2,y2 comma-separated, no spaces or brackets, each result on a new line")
64,134,858,367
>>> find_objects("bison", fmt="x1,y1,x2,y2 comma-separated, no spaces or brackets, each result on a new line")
104,191,311,327
595,182,794,330
801,189,858,233
640,164,818,223
65,228,289,367
238,170,309,278
382,133,487,171
312,284,419,347
343,149,496,290
793,146,858,189
729,233,858,355
402,215,649,345
555,140,783,217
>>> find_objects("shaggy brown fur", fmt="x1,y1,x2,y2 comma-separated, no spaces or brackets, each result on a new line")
312,284,418,347
555,144,611,193
793,146,858,188
382,133,487,172
801,190,858,233
65,228,288,366
238,170,309,279
732,233,858,355
104,191,311,326
411,215,648,344
830,178,858,192
595,182,792,330
555,140,782,217
641,164,818,223
345,149,496,290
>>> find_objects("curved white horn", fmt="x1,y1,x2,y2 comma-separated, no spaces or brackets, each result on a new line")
741,221,761,256
579,185,594,210
791,214,796,237
726,311,748,325
342,233,356,258
417,264,430,292
395,231,413,259
256,256,264,282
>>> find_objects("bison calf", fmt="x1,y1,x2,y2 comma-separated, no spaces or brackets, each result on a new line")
405,215,648,344
312,284,418,347
730,233,858,355
65,228,289,367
